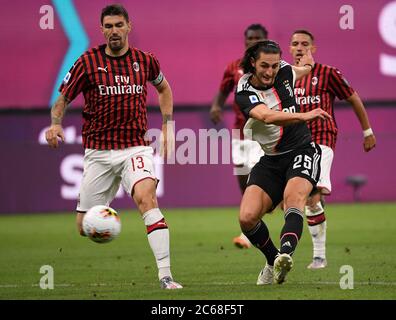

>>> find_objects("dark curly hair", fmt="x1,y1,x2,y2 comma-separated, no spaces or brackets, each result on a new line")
240,40,282,73
244,24,268,39
101,4,129,25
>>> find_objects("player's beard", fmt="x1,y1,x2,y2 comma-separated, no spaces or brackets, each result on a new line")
259,74,275,88
109,37,124,52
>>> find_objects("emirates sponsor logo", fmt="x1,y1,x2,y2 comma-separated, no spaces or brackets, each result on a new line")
296,95,321,105
98,84,143,95
98,75,143,95
294,87,305,95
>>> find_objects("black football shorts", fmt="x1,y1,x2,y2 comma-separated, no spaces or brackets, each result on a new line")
247,142,322,210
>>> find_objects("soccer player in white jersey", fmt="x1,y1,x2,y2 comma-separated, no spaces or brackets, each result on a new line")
210,24,268,249
235,40,331,284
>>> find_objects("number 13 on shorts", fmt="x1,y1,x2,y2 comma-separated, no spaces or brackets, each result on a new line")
131,156,145,171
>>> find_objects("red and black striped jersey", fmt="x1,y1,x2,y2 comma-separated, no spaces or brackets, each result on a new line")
219,58,246,136
294,63,354,150
59,44,163,150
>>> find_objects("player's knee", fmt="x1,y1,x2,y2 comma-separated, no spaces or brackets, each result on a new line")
135,194,157,213
284,193,306,210
239,209,259,231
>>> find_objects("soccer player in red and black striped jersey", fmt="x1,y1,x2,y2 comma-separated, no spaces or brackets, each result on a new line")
290,29,376,269
210,24,268,249
45,4,182,289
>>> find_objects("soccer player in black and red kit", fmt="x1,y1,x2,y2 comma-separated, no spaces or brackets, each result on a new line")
45,4,182,289
290,30,376,269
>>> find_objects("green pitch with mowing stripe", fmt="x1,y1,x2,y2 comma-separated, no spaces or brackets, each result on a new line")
0,203,395,300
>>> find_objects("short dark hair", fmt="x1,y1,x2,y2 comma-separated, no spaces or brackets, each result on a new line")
244,24,268,39
240,40,282,73
101,4,129,25
292,29,314,42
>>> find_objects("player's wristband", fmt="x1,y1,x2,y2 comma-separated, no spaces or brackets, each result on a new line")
363,128,374,138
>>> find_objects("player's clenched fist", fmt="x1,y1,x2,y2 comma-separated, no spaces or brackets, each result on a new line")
45,124,65,148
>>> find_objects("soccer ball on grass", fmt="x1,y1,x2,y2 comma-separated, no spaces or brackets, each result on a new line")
82,205,121,243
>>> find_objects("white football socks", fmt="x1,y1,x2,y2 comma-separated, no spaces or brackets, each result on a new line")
308,221,327,259
142,208,172,280
305,202,327,260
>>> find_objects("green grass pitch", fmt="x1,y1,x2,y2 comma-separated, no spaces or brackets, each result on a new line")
0,203,395,300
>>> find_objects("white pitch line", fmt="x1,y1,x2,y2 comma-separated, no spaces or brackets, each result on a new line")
1,281,396,288
203,281,396,286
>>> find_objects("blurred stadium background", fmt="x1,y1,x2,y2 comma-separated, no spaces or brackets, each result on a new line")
1,0,395,300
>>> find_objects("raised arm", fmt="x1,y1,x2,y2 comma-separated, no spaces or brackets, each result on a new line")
45,94,70,148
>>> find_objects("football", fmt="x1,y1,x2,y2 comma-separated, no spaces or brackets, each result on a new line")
82,205,121,243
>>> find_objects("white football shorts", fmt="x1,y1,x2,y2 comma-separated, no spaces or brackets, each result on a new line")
77,146,157,212
232,138,264,171
317,144,334,195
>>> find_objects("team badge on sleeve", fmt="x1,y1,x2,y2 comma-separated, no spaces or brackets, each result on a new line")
249,95,259,103
63,72,71,84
